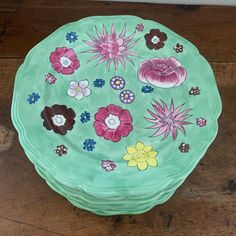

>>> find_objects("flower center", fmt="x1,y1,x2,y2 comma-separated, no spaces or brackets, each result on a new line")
51,114,66,126
60,56,72,68
151,36,160,44
110,41,120,55
105,114,120,129
75,87,81,93
124,94,129,99
115,80,121,85
134,151,148,161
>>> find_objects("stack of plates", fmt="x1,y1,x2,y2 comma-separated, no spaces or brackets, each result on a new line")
11,16,221,215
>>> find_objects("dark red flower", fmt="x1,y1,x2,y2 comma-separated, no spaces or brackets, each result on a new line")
41,104,76,135
54,145,68,156
179,143,190,153
144,29,167,50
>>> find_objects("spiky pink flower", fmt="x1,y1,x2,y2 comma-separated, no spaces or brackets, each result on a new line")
83,24,139,70
146,99,192,140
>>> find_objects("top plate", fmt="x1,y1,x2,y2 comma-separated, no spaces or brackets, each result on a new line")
12,15,222,197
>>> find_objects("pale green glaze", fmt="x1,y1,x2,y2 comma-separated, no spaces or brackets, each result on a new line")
11,15,222,215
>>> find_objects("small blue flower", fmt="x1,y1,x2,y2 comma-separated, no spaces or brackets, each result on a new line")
93,79,105,88
141,85,154,93
83,138,96,151
66,32,78,43
80,111,91,123
27,92,40,104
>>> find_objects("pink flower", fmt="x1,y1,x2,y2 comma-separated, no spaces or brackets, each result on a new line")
49,47,80,75
101,160,117,172
94,104,133,142
138,57,187,88
83,24,139,70
45,73,57,84
196,117,207,127
146,99,192,140
67,80,91,100
136,23,144,32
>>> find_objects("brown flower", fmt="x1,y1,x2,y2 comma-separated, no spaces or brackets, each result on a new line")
179,143,190,153
41,104,76,135
54,144,68,156
144,29,167,50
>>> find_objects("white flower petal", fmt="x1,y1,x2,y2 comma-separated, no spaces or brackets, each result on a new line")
79,80,89,89
67,88,77,97
75,92,84,100
82,88,91,97
69,81,78,89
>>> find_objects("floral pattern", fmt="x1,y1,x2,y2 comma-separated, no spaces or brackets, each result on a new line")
174,43,183,53
83,138,96,151
41,104,76,135
45,73,57,84
136,23,144,32
146,99,192,140
196,118,207,127
101,160,117,172
28,20,212,174
138,57,187,88
66,32,78,43
93,79,105,88
123,141,158,171
67,80,91,100
54,145,68,156
141,85,154,93
144,29,167,50
80,111,91,123
119,90,135,104
179,143,190,153
27,92,40,104
110,76,125,90
189,87,200,96
83,24,139,70
49,47,80,75
93,104,133,142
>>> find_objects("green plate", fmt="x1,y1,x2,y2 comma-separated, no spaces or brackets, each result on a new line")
11,15,221,214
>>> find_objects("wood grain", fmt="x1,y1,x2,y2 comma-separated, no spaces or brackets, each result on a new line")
0,1,236,236
0,1,236,62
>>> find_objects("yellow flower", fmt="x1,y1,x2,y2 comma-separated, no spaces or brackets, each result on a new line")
123,141,158,171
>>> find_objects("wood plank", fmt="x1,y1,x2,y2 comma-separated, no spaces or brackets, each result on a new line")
0,2,236,62
0,58,236,235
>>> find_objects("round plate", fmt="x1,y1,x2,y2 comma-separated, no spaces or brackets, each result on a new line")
12,15,221,213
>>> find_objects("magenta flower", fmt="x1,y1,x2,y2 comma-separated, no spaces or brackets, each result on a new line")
49,47,80,75
146,99,192,140
83,24,139,70
196,117,207,127
101,160,117,172
45,73,57,84
94,104,133,142
136,23,144,32
138,57,187,88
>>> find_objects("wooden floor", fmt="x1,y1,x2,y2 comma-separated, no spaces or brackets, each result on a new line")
0,1,236,235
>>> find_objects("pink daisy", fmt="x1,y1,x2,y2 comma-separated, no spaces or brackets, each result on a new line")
49,47,80,75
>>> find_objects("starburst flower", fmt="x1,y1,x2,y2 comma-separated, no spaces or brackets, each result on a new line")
146,99,192,140
83,24,139,70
